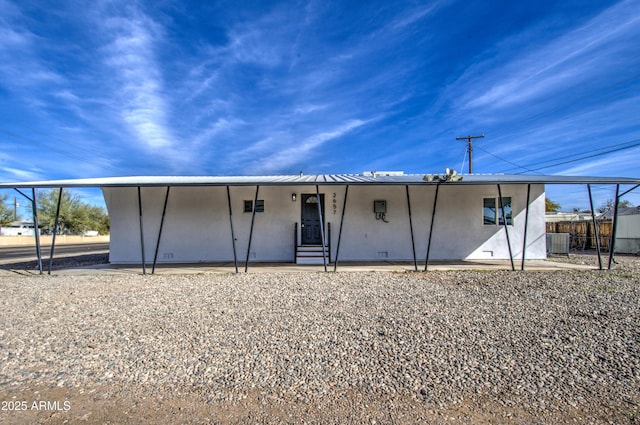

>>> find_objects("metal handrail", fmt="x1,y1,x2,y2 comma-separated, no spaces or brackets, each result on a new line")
327,222,331,263
294,222,298,263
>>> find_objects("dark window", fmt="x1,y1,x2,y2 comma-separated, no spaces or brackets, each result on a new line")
244,200,265,213
483,197,512,225
483,198,496,225
498,197,512,225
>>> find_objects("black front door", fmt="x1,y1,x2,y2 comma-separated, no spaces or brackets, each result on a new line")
301,194,325,245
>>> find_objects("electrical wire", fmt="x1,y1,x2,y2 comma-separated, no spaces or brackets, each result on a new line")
502,139,640,172
517,140,640,173
460,146,467,174
474,145,540,174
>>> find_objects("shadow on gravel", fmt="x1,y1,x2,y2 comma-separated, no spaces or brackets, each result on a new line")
0,253,109,273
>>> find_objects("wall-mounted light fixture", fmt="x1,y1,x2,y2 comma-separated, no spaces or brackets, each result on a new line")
291,193,297,202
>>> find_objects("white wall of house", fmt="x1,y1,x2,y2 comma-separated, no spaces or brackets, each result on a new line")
102,183,546,264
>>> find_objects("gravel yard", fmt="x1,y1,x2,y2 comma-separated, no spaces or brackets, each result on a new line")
1,256,639,424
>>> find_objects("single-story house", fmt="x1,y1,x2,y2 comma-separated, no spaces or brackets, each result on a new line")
0,221,38,236
2,172,638,273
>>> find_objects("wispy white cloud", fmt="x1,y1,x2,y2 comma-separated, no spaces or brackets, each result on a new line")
0,13,65,90
452,0,640,112
559,147,640,177
0,166,44,182
191,117,246,147
228,27,285,67
474,95,640,173
387,3,440,31
221,4,304,68
100,10,176,150
183,70,220,104
245,119,368,174
292,103,329,115
53,90,81,103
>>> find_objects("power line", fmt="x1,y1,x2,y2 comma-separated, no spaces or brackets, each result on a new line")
497,138,640,173
474,145,540,174
501,139,640,172
517,140,640,173
459,147,467,175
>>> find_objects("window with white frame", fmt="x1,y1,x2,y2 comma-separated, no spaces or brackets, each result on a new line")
483,197,512,225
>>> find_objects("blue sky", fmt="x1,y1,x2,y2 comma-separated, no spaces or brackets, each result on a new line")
0,0,639,211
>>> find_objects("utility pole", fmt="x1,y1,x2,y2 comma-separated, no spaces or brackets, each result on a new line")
13,197,19,221
456,134,484,174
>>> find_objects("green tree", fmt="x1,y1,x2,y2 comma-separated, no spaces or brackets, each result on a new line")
0,194,13,226
545,198,561,213
597,198,631,214
81,203,110,235
37,189,109,234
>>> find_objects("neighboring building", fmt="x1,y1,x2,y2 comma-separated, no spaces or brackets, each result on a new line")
545,212,594,223
0,221,38,236
545,212,600,252
600,206,640,254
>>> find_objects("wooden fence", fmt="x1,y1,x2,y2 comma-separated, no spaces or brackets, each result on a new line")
546,220,612,251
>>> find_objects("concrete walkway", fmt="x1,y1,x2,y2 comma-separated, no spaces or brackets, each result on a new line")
33,259,597,276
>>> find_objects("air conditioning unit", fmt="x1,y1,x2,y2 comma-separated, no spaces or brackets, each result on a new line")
547,233,570,255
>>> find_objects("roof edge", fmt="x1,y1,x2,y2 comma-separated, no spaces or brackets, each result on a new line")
1,174,639,189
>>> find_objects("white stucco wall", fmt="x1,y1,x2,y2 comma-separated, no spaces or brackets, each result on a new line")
333,184,546,261
102,184,546,264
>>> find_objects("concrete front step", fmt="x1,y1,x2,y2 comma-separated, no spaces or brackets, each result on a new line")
296,257,329,265
295,245,329,265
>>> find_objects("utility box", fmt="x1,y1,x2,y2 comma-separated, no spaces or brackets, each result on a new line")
374,200,387,214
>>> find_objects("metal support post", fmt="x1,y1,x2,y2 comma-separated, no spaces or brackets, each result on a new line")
245,185,259,272
608,184,620,270
152,187,171,274
587,184,602,270
226,186,238,273
334,185,349,272
497,185,515,271
424,183,440,271
13,188,52,274
137,187,146,275
406,185,418,271
316,184,327,272
48,188,63,275
31,188,43,274
520,184,531,271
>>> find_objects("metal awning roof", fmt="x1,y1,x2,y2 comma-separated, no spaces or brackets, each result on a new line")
1,173,639,188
